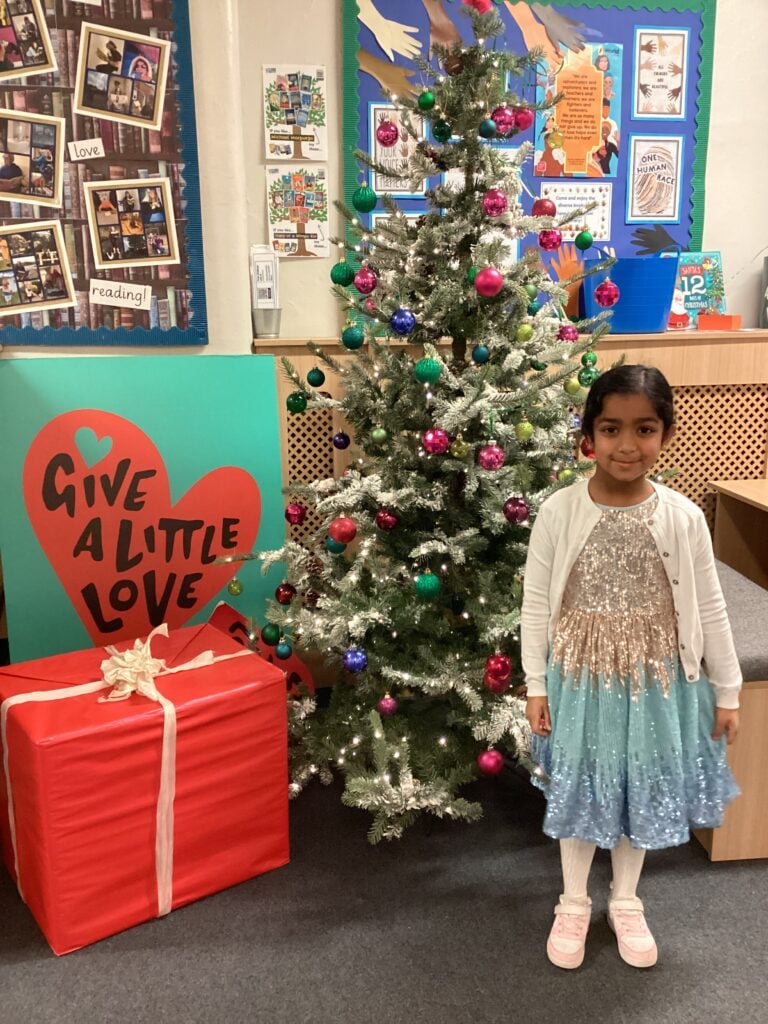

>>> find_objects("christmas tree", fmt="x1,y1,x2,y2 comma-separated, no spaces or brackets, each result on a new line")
250,6,613,841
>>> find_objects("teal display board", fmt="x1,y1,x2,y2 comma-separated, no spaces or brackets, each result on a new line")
0,356,283,661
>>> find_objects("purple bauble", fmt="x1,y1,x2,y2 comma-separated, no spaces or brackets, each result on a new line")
390,307,416,335
503,496,530,524
595,280,620,307
332,431,351,450
477,442,506,470
284,502,308,526
538,229,563,252
343,646,368,673
482,188,508,218
377,695,398,716
477,750,505,776
557,324,580,343
376,119,399,147
490,104,515,137
353,266,378,295
513,107,535,131
474,267,504,298
422,428,451,455
375,508,399,531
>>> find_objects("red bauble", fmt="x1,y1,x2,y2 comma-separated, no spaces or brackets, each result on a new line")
531,197,556,217
285,502,308,526
376,119,399,147
353,266,378,295
474,267,504,298
557,323,580,342
375,508,399,531
513,107,535,131
538,229,563,252
422,428,451,454
275,582,297,605
485,653,512,681
482,188,508,218
483,671,510,694
490,105,515,136
477,750,505,776
477,442,505,470
377,695,398,716
595,279,620,307
328,516,357,544
580,436,596,459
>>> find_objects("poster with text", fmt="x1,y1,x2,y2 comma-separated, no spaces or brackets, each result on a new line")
0,356,285,661
263,64,327,161
368,101,427,196
627,134,683,222
633,27,689,119
266,165,329,258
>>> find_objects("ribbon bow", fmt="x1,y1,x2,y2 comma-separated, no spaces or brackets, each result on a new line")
99,623,170,702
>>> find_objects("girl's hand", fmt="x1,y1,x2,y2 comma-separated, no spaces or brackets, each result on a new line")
712,707,739,745
526,696,552,737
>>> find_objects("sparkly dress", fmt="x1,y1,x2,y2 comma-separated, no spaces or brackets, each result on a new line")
531,493,738,850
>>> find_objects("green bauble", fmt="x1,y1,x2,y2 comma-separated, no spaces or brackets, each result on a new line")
227,578,243,596
307,366,326,387
341,325,365,349
418,89,436,111
371,427,389,444
261,623,281,646
574,230,593,252
352,185,377,213
449,436,470,459
524,283,539,300
466,266,479,285
558,468,575,482
516,323,534,343
432,120,452,143
415,571,442,600
563,377,582,396
479,118,497,139
581,350,598,368
578,367,600,387
530,359,548,371
326,537,347,554
515,420,534,442
286,391,308,414
413,357,442,384
527,301,541,316
330,261,355,287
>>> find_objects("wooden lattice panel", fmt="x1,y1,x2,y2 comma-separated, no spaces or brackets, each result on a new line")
655,384,768,529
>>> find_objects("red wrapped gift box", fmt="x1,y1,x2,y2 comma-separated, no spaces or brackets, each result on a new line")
0,618,289,955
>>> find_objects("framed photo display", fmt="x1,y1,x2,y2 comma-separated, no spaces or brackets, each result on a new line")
0,110,65,208
0,219,75,317
0,0,57,82
83,177,179,270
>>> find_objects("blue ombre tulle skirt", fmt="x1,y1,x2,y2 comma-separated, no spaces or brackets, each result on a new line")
531,659,739,850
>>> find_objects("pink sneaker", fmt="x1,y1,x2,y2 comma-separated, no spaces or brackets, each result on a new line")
546,903,591,969
608,898,658,968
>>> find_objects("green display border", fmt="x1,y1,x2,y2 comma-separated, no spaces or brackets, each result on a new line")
341,0,716,249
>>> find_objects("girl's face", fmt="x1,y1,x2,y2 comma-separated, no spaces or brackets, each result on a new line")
588,392,672,489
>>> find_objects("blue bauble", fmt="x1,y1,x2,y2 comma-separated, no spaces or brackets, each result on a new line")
472,344,490,364
390,307,416,336
332,431,351,450
343,646,368,673
275,642,293,660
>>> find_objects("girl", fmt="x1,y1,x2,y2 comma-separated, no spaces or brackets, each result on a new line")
521,365,741,971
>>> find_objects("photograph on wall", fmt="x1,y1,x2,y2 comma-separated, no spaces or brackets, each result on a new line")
0,110,65,208
82,177,180,270
627,134,683,222
534,42,623,178
263,64,327,161
266,165,329,258
0,0,56,82
368,102,427,196
73,22,171,132
633,27,689,119
0,219,75,317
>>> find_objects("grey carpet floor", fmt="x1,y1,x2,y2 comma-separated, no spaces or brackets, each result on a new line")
1,768,766,1024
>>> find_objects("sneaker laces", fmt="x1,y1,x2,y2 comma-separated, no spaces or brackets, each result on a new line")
613,910,649,938
555,914,587,939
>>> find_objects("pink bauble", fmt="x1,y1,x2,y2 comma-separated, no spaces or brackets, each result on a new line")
285,502,308,525
477,442,505,470
490,105,515,136
485,653,512,680
503,496,530,524
477,750,505,776
376,119,399,147
482,188,508,218
375,508,399,531
422,428,451,454
377,695,398,716
557,324,579,342
538,229,563,252
353,266,378,294
531,197,556,217
595,279,620,307
328,516,357,544
513,106,535,131
483,671,510,694
364,298,377,313
474,267,504,298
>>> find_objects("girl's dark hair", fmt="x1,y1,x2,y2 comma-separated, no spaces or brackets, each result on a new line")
581,364,675,439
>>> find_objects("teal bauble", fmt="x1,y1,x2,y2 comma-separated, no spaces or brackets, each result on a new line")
330,261,355,286
527,301,541,316
413,357,442,384
341,325,365,349
530,359,548,371
472,344,490,364
261,623,281,646
286,391,308,414
326,537,347,554
432,120,452,143
581,350,598,367
352,185,377,213
415,571,442,600
479,118,497,139
275,642,293,660
418,89,436,111
307,366,326,387
578,367,600,387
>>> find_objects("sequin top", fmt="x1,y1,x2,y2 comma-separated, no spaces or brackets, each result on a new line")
550,493,678,698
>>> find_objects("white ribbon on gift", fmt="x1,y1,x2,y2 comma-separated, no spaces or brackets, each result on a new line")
1,623,251,919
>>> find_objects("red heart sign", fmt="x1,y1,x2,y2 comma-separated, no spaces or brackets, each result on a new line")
24,410,262,645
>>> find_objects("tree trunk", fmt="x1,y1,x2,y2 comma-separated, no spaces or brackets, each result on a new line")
293,221,317,259
292,124,306,160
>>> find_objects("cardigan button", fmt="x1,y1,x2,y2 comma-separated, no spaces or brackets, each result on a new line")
663,551,670,557
688,674,695,681
672,579,679,585
680,643,686,650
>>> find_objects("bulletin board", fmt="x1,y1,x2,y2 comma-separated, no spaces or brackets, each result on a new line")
342,0,715,265
0,0,206,346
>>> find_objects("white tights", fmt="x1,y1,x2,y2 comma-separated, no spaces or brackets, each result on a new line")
559,836,646,910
